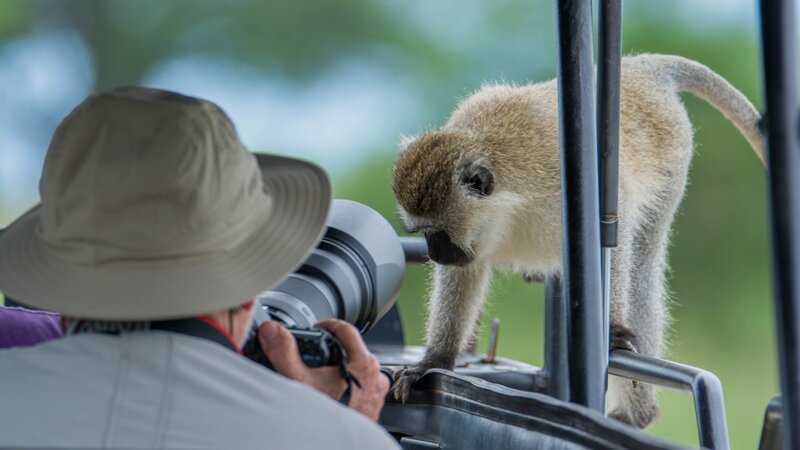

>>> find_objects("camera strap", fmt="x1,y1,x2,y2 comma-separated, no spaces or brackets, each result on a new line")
151,318,238,353
68,318,238,353
339,359,361,389
337,355,362,406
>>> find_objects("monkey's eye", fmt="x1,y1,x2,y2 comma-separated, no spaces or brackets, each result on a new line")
465,175,486,195
460,163,494,197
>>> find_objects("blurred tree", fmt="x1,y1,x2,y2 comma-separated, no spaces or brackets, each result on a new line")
0,0,458,89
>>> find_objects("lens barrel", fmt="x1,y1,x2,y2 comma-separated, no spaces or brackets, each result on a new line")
256,200,405,332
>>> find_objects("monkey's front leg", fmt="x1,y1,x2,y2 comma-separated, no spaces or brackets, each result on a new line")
392,262,492,402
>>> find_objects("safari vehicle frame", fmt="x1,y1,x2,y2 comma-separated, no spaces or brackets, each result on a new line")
370,1,799,449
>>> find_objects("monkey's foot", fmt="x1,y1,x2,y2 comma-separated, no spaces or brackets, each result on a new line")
392,365,431,403
610,324,638,353
610,402,660,429
609,324,640,388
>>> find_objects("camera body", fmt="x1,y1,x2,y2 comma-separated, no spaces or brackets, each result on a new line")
243,299,345,369
243,307,345,369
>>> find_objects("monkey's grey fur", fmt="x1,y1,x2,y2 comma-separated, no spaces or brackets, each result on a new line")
390,54,764,428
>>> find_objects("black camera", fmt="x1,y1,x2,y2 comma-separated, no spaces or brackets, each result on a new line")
243,307,344,369
243,200,405,369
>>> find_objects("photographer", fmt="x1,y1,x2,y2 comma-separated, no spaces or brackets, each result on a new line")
0,87,398,449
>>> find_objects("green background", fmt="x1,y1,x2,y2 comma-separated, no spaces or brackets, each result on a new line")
0,1,776,448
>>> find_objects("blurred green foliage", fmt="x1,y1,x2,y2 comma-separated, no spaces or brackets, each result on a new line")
0,1,775,448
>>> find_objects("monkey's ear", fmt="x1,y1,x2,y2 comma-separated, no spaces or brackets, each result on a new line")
460,162,494,197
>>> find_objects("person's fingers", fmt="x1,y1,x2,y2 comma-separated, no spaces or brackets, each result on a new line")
258,321,307,381
313,319,388,421
378,370,390,395
346,356,389,421
315,319,370,363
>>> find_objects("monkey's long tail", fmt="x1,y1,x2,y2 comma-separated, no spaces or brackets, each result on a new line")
649,54,766,164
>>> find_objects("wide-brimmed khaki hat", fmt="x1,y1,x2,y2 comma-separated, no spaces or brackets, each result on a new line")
0,87,331,320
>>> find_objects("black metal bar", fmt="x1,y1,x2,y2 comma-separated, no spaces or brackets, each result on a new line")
596,0,623,416
597,0,622,249
759,395,784,450
610,350,730,450
556,0,605,411
759,1,800,449
544,275,569,401
400,237,429,264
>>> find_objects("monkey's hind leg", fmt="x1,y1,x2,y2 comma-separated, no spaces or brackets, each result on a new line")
392,263,492,402
609,178,687,428
599,218,659,428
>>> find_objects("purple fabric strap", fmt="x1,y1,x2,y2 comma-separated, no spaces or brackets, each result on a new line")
0,306,62,349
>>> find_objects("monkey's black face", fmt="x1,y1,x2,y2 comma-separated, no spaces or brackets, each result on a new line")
424,231,473,266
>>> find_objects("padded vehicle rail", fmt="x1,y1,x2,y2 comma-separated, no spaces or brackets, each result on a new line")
380,370,689,450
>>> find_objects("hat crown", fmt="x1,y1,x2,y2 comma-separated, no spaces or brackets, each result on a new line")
38,87,270,266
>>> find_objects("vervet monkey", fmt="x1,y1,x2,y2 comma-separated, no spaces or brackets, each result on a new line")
391,54,765,428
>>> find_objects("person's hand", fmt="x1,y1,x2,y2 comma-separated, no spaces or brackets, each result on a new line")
315,319,390,421
258,319,389,421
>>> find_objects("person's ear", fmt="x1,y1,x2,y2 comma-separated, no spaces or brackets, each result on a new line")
241,300,256,312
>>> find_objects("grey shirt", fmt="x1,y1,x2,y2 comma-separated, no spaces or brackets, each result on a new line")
0,331,400,449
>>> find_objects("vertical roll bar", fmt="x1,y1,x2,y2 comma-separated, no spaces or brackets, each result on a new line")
759,1,800,448
597,0,623,414
597,3,622,249
544,275,569,401
556,0,606,411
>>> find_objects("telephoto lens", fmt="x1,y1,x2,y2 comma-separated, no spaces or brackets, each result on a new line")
256,199,405,332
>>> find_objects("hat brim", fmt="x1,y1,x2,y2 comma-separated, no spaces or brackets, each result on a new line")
0,153,332,320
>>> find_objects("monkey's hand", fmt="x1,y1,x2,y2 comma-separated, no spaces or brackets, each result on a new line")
609,324,640,388
392,364,436,403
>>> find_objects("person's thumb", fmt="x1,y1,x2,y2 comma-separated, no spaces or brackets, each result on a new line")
258,321,306,381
